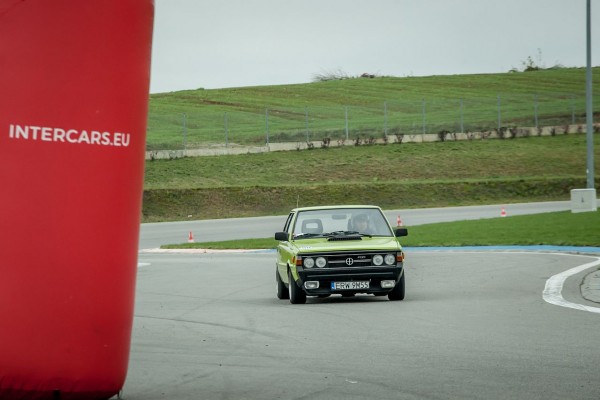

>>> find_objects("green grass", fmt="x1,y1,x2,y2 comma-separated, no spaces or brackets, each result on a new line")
147,68,600,149
403,210,600,247
142,134,599,222
142,69,600,222
144,134,597,190
161,210,600,249
162,238,278,250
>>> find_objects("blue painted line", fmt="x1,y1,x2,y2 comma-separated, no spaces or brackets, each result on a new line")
404,245,600,254
249,248,277,254
250,246,600,254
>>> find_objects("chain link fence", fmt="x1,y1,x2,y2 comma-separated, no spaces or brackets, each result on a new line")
146,92,597,151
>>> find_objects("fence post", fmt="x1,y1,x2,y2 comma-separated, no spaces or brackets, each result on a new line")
345,106,349,140
460,98,464,133
571,94,576,124
384,101,388,136
497,95,502,129
305,106,309,142
534,95,539,129
182,112,187,150
265,108,269,146
421,99,426,134
224,112,229,147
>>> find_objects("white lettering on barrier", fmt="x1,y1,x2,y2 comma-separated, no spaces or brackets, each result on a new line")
8,124,131,148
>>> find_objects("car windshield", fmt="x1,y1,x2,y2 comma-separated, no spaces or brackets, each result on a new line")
292,208,394,239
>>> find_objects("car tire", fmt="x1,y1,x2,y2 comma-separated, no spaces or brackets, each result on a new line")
276,268,289,300
388,273,405,301
288,270,306,304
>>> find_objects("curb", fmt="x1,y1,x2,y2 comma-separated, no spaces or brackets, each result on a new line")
581,270,600,303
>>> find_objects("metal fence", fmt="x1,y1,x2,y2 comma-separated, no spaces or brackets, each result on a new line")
146,92,599,151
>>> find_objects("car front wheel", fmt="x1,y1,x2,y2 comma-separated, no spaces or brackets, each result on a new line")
276,268,289,300
388,273,405,301
288,270,306,304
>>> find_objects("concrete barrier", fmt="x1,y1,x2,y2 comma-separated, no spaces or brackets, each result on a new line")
145,123,598,160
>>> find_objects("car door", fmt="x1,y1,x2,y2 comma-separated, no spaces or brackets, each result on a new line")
276,212,295,283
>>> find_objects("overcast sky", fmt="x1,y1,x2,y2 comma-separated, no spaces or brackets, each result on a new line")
149,0,600,93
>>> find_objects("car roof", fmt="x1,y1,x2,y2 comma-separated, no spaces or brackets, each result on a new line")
290,205,382,213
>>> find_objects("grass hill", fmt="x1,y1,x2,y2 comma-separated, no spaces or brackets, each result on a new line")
142,134,598,222
147,67,600,150
142,68,600,222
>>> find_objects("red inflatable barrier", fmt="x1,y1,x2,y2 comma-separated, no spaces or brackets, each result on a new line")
0,1,154,399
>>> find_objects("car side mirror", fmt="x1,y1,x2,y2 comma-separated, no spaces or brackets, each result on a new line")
395,228,408,237
274,232,289,241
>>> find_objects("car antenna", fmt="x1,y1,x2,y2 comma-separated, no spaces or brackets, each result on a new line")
296,195,300,208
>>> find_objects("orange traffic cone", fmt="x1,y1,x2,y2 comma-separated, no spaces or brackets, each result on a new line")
501,207,507,217
397,215,403,226
188,231,194,243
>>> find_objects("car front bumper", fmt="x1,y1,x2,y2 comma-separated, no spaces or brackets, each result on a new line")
295,263,404,296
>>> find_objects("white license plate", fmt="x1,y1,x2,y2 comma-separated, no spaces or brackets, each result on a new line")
331,281,370,290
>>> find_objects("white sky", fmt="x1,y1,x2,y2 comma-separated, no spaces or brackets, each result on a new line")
149,0,600,93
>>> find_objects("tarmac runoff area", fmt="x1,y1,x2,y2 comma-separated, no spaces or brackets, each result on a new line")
581,267,600,303
406,246,600,306
139,245,600,306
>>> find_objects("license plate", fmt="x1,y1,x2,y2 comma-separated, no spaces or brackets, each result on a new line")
331,281,370,290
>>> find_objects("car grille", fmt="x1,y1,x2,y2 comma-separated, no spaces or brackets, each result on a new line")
301,251,395,269
328,254,372,267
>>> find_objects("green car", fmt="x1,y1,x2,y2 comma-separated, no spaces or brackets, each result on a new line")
274,205,408,304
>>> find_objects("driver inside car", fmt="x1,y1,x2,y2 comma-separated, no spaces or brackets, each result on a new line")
351,213,370,233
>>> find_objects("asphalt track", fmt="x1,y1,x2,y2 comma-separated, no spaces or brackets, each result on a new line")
126,202,600,400
138,200,576,249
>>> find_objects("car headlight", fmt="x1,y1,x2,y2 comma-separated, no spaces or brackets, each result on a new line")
372,254,384,266
384,254,396,265
304,257,315,268
316,257,327,268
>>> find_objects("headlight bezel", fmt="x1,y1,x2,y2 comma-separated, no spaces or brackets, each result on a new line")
372,254,384,266
384,253,396,265
315,257,327,268
303,257,315,268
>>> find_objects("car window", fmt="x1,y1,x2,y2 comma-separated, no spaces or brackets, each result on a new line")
292,208,393,238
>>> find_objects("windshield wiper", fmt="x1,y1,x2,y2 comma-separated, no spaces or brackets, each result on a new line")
293,233,322,239
323,230,373,238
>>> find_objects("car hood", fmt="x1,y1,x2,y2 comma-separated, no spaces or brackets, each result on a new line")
291,236,401,253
